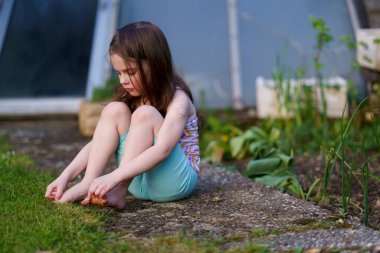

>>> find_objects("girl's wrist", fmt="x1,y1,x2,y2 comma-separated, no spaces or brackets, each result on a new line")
59,170,73,181
113,168,125,184
61,164,84,181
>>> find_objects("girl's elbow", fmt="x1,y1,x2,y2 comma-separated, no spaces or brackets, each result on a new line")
162,148,171,159
158,146,172,160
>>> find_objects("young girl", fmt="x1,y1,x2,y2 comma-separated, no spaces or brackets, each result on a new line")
45,21,199,210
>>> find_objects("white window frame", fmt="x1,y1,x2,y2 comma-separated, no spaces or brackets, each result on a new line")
86,0,120,99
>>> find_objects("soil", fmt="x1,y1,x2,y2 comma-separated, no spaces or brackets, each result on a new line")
294,154,380,229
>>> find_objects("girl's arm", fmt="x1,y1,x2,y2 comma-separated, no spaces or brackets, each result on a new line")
60,141,92,180
45,141,91,200
86,91,192,197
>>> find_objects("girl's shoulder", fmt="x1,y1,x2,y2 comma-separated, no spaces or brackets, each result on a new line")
170,89,196,116
173,88,189,99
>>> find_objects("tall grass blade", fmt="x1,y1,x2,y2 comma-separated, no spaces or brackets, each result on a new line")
306,178,321,201
362,154,370,226
340,103,351,213
322,97,368,199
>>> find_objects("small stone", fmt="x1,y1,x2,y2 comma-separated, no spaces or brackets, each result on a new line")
212,196,221,202
304,248,321,253
375,198,380,207
372,246,380,253
211,218,219,224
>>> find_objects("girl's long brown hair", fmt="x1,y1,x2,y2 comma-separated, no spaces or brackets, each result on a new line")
109,21,193,116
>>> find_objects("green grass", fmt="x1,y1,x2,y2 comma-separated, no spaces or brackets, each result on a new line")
0,138,272,253
0,141,131,253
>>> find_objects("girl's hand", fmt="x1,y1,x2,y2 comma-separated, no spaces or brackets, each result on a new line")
83,172,119,203
45,176,69,201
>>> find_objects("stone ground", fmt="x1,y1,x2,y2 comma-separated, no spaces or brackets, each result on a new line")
1,118,380,252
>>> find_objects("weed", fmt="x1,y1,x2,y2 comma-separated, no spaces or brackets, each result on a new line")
251,228,270,238
200,114,242,163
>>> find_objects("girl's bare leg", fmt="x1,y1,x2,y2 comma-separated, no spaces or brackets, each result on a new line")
104,105,164,209
58,102,131,203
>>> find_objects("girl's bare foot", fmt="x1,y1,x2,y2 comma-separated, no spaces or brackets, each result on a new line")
57,181,90,203
82,185,127,211
81,183,129,211
103,185,127,211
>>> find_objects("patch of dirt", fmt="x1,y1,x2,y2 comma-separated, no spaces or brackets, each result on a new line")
294,154,380,229
0,118,88,174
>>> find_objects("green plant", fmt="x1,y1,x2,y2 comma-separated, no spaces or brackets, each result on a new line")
92,76,119,102
340,35,361,115
201,115,242,163
361,146,370,226
339,104,351,216
319,98,380,225
269,24,345,155
305,178,321,201
308,16,333,142
271,49,315,128
230,126,304,198
270,64,328,154
230,126,281,160
321,98,367,201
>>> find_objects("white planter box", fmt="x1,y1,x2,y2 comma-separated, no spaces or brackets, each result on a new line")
356,29,380,71
256,76,348,119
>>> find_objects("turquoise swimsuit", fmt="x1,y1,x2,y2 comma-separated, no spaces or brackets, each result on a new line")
115,115,199,202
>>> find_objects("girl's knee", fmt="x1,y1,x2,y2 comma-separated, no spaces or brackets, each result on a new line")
131,105,163,125
101,102,131,119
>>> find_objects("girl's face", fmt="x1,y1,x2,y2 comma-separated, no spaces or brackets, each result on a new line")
110,54,150,97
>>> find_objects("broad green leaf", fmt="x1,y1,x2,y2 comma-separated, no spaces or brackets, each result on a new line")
255,174,290,186
250,127,268,140
263,147,277,158
248,140,267,154
242,129,255,140
277,153,293,167
236,145,249,160
269,128,281,144
230,136,245,157
270,168,296,179
244,157,281,177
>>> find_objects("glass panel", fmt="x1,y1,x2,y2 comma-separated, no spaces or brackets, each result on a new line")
0,0,98,98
